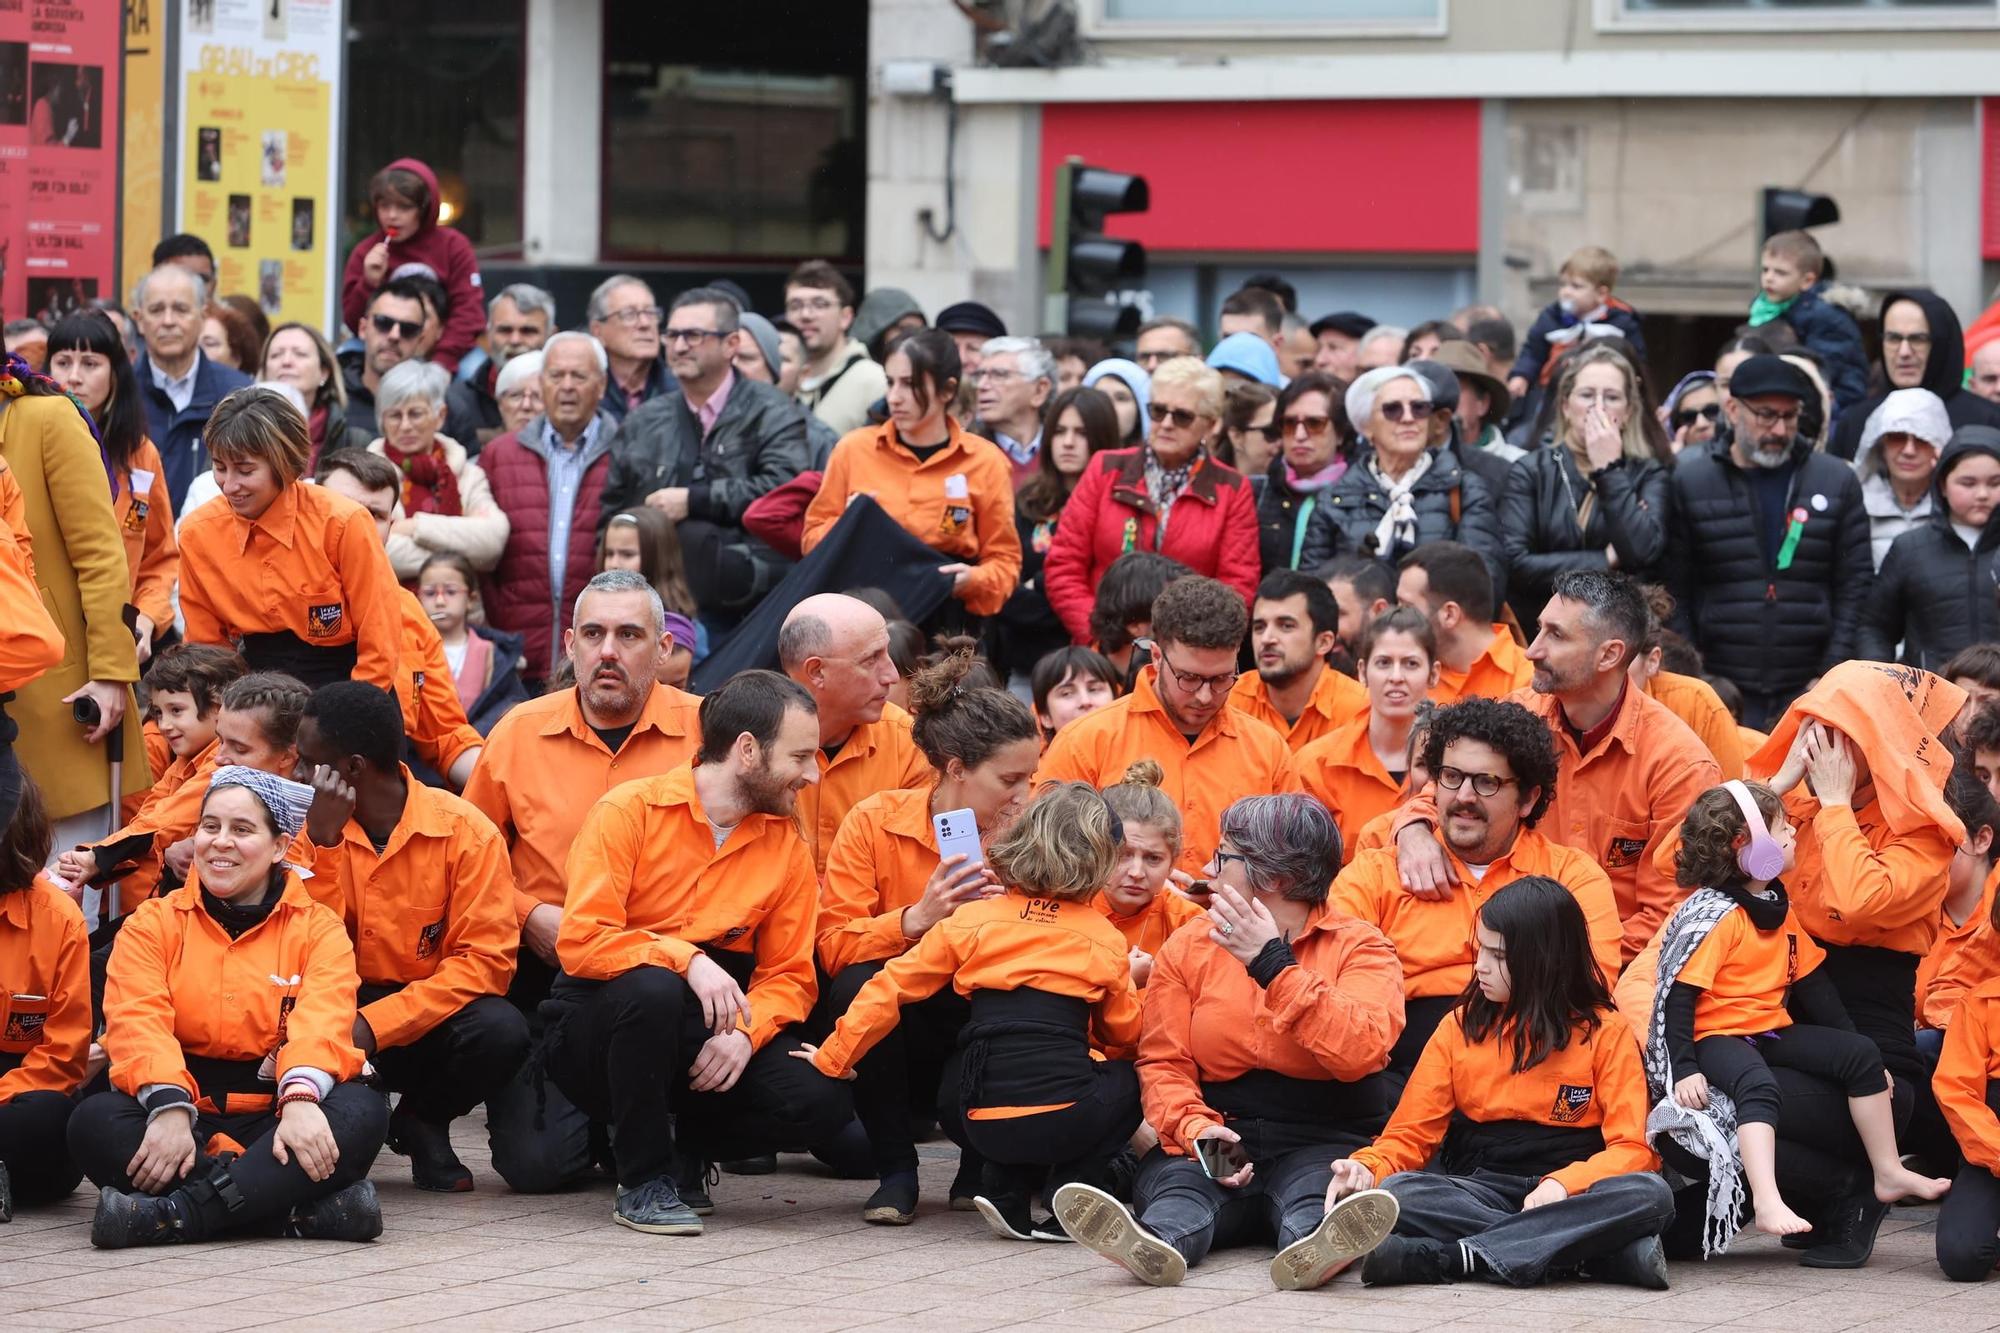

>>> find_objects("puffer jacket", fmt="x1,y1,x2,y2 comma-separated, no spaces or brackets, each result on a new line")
1297,445,1503,581
1500,447,1670,625
1773,284,1870,422
598,375,810,529
367,433,510,578
1665,431,1872,702
1856,430,2000,669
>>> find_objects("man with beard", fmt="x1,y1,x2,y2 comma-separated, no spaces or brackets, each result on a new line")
545,670,853,1236
1396,542,1533,704
1666,355,1872,729
461,569,699,1192
1230,570,1367,752
1319,556,1395,667
1391,570,1717,963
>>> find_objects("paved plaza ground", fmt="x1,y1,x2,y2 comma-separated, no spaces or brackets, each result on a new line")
0,1128,1991,1331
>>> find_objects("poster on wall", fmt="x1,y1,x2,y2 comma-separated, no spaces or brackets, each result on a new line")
175,0,342,330
0,1,123,330
121,0,166,302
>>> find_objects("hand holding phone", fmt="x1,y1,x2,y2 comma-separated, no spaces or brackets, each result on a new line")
1194,1130,1251,1184
932,808,983,868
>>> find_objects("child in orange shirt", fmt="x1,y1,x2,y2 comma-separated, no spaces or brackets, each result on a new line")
1650,781,1950,1249
1934,970,2000,1281
1098,760,1202,986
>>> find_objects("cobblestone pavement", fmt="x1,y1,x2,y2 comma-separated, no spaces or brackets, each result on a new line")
0,1130,1989,1331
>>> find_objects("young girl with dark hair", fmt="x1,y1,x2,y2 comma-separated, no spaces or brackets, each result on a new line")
1332,877,1675,1289
1030,644,1120,740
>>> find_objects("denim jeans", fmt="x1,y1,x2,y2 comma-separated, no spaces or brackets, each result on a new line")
1381,1169,1675,1286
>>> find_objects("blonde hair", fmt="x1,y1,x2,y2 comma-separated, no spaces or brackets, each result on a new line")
1101,760,1182,852
1554,345,1652,465
987,781,1120,902
206,386,312,484
1560,245,1619,290
1148,355,1224,420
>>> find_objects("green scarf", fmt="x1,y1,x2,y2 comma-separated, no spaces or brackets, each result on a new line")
1747,292,1798,328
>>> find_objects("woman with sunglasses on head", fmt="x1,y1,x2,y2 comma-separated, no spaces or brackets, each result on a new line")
1255,372,1353,575
1498,345,1672,628
1043,356,1261,647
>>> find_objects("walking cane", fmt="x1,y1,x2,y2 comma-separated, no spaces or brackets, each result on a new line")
71,693,123,930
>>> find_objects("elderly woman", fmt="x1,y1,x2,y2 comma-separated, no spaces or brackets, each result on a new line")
1056,794,1405,1293
260,322,366,469
1852,387,1952,570
1043,356,1261,644
1083,357,1150,446
1499,345,1672,625
1299,365,1501,575
493,350,545,439
366,360,509,581
1257,371,1354,573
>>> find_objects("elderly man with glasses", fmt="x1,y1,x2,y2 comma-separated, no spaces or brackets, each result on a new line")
587,274,672,425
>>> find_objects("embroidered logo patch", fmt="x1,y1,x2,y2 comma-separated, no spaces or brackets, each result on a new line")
1604,837,1647,868
1550,1083,1593,1123
306,602,344,638
718,925,750,945
4,1010,45,1043
416,914,447,960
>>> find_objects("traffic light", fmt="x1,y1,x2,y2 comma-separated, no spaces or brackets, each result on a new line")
1045,157,1149,339
1760,187,1841,277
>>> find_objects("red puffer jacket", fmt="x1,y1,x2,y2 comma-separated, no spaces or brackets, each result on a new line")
1042,447,1261,645
479,417,615,682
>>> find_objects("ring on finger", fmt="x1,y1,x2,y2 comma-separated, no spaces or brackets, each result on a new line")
1218,921,1234,936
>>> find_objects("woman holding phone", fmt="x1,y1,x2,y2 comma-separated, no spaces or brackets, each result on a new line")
814,649,1041,1225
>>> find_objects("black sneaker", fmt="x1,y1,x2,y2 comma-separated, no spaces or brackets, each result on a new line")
285,1181,384,1242
387,1104,473,1193
1271,1189,1401,1291
613,1178,704,1236
720,1154,777,1176
1798,1194,1890,1269
1360,1235,1453,1287
1050,1183,1186,1286
1027,1211,1072,1243
948,1155,982,1212
1578,1233,1670,1290
90,1187,192,1250
0,1161,11,1224
862,1173,919,1226
972,1192,1040,1242
673,1153,718,1216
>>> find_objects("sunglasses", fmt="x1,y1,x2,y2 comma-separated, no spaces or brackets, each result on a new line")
1281,413,1334,438
1240,423,1282,444
1378,400,1430,423
1670,403,1721,430
370,313,423,340
1147,402,1202,430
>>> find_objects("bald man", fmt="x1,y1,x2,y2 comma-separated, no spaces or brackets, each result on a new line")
1972,340,2000,406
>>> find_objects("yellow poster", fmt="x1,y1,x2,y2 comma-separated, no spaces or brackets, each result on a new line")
121,0,164,300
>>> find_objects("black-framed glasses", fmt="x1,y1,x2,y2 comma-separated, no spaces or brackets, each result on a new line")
1435,765,1519,798
1884,332,1934,350
1147,402,1202,430
1743,403,1802,429
663,327,726,345
1240,422,1282,444
1670,403,1721,430
1158,647,1238,695
1212,850,1250,872
604,306,665,326
369,313,422,340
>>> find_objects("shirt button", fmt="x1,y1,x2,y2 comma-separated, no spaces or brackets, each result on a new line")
364,928,376,938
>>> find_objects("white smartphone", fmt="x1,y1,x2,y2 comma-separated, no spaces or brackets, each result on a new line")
932,807,984,867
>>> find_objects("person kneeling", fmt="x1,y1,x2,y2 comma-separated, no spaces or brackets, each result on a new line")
68,768,388,1248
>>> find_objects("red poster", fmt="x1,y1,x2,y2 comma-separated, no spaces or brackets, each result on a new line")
0,0,121,329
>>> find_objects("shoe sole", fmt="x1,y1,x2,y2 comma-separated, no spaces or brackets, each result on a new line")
1271,1189,1401,1292
612,1207,703,1236
972,1195,1038,1241
1051,1183,1186,1287
862,1205,915,1226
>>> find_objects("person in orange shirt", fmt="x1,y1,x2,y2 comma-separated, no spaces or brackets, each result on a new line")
0,779,90,1217
67,767,388,1248
1351,703,1438,856
801,329,1021,620
544,671,852,1236
177,387,401,691
1229,570,1366,752
1297,607,1438,854
1098,761,1203,984
1039,576,1297,875
297,682,527,1195
1626,593,1747,779
1334,697,1622,1086
808,783,1141,1246
1919,768,2000,1036
1934,971,2000,1280
815,651,1038,1224
1397,542,1531,704
779,593,931,877
1056,795,1405,1292
1331,879,1674,1291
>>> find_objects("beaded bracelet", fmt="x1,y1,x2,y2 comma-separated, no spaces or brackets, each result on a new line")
275,1088,320,1111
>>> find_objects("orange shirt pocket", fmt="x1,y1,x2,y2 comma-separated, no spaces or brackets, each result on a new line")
299,582,353,645
405,892,453,976
1599,816,1651,874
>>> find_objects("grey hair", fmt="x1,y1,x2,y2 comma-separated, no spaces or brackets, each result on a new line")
671,286,742,334
776,613,830,672
573,568,664,635
980,336,1056,388
375,359,451,416
136,264,208,311
542,330,608,374
495,350,544,399
1357,324,1407,358
491,283,557,327
587,273,653,324
1220,794,1343,903
1281,310,1309,337
1345,365,1431,432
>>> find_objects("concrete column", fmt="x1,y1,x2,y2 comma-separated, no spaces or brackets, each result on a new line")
1916,98,1983,317
522,0,603,266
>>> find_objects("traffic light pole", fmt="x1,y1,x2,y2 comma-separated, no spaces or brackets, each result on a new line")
1044,156,1078,335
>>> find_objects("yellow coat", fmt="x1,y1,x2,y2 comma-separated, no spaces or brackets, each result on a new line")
0,394,144,819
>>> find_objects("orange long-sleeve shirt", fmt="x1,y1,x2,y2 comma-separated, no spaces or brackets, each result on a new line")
1678,900,1828,1038
305,774,519,1051
800,420,1022,617
1227,666,1368,754
1935,974,2000,1173
1295,715,1409,857
463,683,701,925
813,891,1141,1079
817,785,942,975
395,587,484,780
1099,888,1205,959
178,482,402,691
104,871,365,1101
795,703,931,878
0,508,61,694
1919,866,1998,1030
1645,670,1745,781
1431,626,1533,705
1139,902,1405,1153
1038,668,1298,876
1332,828,1622,998
1781,790,1956,958
88,741,217,914
559,765,819,1051
116,443,178,631
0,873,90,1102
1351,1008,1659,1196
1924,913,2000,1032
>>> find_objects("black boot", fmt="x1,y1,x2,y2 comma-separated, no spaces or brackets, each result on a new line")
387,1102,473,1193
720,1154,777,1176
285,1181,384,1241
673,1150,717,1216
91,1188,199,1249
1578,1234,1670,1289
0,1161,11,1224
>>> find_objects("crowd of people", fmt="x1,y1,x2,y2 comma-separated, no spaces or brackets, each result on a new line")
0,152,1998,1296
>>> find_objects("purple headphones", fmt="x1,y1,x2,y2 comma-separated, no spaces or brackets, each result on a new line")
1724,779,1786,881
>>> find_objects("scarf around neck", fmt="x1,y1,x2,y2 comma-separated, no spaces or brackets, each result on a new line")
1142,445,1203,539
1369,450,1433,557
1285,456,1347,494
1748,292,1799,328
395,441,463,516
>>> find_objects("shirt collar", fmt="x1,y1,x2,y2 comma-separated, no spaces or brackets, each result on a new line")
150,355,198,395
337,768,454,861
692,368,737,434
542,682,696,751
993,428,1040,467
237,483,302,553
546,415,602,456
882,785,936,841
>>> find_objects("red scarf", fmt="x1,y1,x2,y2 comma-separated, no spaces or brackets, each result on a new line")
394,442,463,517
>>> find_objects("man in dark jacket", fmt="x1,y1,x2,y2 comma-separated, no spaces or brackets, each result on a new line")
130,263,251,509
446,283,555,451
599,288,809,620
1667,354,1872,729
1830,289,2000,460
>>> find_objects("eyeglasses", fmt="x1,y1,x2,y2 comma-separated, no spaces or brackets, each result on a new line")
1212,849,1249,873
1378,400,1430,423
370,313,423,340
663,327,726,345
1157,647,1238,696
784,295,840,316
1670,403,1722,430
1743,403,1802,429
970,368,1021,384
1147,402,1203,430
1435,765,1519,798
1240,422,1282,444
1281,413,1333,438
1136,351,1173,369
603,306,664,326
1884,332,1934,350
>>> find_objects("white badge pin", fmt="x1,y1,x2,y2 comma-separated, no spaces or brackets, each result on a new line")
1810,494,1828,512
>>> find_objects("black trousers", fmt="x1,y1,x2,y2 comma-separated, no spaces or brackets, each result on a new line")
1694,1024,1886,1128
486,950,599,1194
0,1089,82,1205
939,1049,1139,1201
1817,944,1921,1112
1937,1080,2000,1281
67,1082,387,1235
543,965,853,1189
362,986,532,1123
1134,1139,1358,1267
1387,995,1459,1091
825,959,971,1177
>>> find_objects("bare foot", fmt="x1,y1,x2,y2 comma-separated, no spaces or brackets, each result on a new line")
1754,1199,1814,1236
1874,1167,1952,1204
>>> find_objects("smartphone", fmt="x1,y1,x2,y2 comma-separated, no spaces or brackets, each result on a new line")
932,808,984,868
1182,879,1215,902
1195,1136,1250,1179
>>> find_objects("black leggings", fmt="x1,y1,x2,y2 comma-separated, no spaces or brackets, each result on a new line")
1694,1025,1886,1128
825,959,970,1178
0,1089,82,1205
1817,944,1921,1108
1937,1080,2000,1282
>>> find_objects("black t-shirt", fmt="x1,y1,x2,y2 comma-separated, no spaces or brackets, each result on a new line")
592,721,637,755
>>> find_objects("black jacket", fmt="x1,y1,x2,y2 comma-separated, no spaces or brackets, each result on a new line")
1830,289,2000,460
445,364,503,454
1857,430,2000,669
1666,434,1872,702
599,375,810,529
1501,447,1670,626
988,502,1071,680
1775,284,1870,422
1256,456,1349,574
1298,445,1503,584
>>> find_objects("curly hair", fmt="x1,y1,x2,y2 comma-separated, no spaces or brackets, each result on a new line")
1150,575,1247,652
1421,697,1559,827
1674,781,1782,890
987,782,1120,902
908,647,1037,775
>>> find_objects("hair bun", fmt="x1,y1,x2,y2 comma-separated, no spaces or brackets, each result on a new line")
1120,759,1164,788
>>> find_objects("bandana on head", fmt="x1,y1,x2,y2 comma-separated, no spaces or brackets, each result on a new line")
0,350,116,499
207,765,316,844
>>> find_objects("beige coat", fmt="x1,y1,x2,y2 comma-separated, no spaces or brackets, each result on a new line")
0,395,144,820
365,433,510,578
